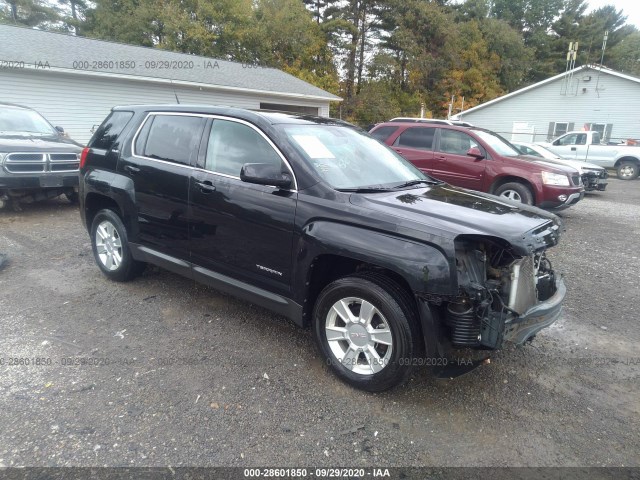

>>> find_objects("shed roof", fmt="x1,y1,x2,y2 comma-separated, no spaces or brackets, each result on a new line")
0,23,341,102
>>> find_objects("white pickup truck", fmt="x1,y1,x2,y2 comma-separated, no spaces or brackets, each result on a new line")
539,131,640,180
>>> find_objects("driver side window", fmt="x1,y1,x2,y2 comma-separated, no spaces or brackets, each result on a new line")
439,129,479,156
205,119,283,177
558,134,578,146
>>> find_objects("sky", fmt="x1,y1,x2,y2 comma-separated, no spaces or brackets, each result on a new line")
586,0,640,28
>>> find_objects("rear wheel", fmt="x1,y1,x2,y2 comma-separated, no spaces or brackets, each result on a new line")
313,275,421,392
616,161,639,180
495,182,534,205
90,209,145,281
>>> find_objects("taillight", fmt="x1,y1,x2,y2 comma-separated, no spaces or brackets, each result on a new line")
80,147,90,169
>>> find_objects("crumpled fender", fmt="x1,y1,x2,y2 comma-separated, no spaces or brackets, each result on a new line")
293,220,455,301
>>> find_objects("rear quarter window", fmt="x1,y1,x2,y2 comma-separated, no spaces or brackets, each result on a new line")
369,126,399,142
89,111,134,150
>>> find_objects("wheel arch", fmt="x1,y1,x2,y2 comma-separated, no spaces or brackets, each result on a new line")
489,175,537,204
84,193,122,233
303,254,417,325
614,156,640,168
82,170,138,238
295,222,455,328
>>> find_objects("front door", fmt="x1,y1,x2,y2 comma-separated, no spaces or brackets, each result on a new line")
431,129,487,190
551,132,588,160
188,118,297,297
118,113,205,260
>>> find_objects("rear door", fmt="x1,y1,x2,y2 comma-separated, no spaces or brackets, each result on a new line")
431,129,487,190
118,113,205,261
390,127,436,173
188,117,297,297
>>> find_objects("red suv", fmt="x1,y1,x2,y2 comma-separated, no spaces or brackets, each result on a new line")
370,123,584,209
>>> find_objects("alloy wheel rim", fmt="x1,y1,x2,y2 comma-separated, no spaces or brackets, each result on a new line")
500,190,522,202
619,165,634,178
95,220,123,271
325,297,393,375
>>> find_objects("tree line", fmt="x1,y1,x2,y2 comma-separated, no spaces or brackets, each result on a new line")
2,0,639,125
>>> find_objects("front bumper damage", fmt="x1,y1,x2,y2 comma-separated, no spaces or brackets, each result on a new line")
503,274,565,344
582,170,608,192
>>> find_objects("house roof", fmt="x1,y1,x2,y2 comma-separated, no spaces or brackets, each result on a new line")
452,65,640,119
0,23,341,102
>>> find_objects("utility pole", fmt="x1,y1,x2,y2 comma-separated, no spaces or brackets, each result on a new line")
595,31,608,97
561,42,579,95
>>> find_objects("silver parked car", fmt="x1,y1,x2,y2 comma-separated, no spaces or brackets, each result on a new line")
512,141,608,192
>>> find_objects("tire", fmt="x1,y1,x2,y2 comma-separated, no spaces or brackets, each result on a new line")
495,182,534,205
90,209,145,281
616,161,639,180
313,274,422,392
65,191,79,204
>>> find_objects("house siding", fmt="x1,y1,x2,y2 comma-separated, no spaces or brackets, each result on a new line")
457,68,640,143
0,69,330,144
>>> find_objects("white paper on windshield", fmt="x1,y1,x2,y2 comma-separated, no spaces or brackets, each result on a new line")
291,135,335,159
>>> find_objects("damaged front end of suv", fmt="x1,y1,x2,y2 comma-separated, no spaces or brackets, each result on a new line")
444,220,564,350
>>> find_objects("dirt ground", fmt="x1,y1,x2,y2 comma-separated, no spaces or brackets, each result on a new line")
0,179,638,468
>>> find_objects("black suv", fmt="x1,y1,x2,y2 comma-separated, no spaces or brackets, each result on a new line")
0,103,82,209
80,105,566,391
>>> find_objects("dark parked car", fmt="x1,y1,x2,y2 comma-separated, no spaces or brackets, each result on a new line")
80,105,567,391
369,122,584,210
0,103,82,209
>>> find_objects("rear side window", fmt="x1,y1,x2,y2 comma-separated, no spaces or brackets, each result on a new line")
395,127,436,150
140,114,204,165
89,111,134,150
369,126,398,142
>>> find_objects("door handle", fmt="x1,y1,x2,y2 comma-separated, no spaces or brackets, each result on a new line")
195,180,216,193
124,165,140,174
571,147,576,151
436,155,446,160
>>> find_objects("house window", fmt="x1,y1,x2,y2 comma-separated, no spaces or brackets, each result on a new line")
586,123,612,142
553,122,569,137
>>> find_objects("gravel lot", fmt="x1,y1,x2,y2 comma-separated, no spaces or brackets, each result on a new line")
0,179,638,469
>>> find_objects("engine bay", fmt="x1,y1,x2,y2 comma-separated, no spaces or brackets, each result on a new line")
446,237,558,349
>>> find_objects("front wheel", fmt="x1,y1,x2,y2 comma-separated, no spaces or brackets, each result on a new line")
616,161,639,180
495,182,534,205
313,275,421,392
90,209,145,281
65,191,79,204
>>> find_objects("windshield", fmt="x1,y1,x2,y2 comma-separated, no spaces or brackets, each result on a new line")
533,145,559,158
282,124,432,190
0,107,57,135
473,129,521,157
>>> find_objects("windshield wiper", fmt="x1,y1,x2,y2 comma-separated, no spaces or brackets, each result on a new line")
336,186,393,193
392,179,442,189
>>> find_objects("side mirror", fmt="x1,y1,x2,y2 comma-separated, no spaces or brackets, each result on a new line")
466,147,484,159
55,126,64,133
240,163,292,189
553,139,560,146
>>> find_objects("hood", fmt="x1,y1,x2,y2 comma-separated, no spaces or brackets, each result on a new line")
515,155,580,175
350,184,561,255
0,135,82,153
532,156,604,172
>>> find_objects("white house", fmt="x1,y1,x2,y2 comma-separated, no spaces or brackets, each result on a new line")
0,24,340,144
452,65,640,144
